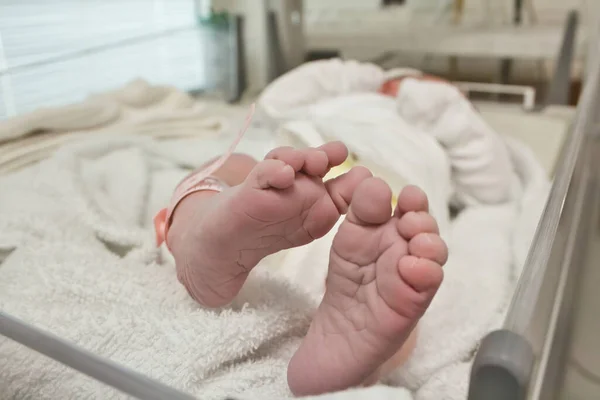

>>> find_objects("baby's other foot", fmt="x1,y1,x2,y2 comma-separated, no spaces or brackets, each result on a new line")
287,180,447,396
168,142,372,308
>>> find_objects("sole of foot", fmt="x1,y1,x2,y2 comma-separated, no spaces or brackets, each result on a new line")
167,142,373,308
287,179,448,396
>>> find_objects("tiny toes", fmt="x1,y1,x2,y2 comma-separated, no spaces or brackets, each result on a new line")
395,185,429,215
408,233,448,265
266,146,333,177
397,211,439,239
398,255,444,292
301,149,329,176
318,141,349,167
265,146,305,171
249,159,295,189
325,166,373,214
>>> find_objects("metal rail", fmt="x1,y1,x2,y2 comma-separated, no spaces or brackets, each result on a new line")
0,311,197,400
469,8,600,400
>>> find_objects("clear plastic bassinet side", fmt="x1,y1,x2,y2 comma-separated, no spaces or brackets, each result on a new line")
469,10,600,400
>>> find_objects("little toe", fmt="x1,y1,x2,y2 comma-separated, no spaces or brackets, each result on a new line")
264,146,305,171
346,177,393,225
248,159,295,189
325,166,373,214
318,141,349,168
397,211,439,239
395,185,429,216
301,148,330,176
408,233,449,265
398,255,444,293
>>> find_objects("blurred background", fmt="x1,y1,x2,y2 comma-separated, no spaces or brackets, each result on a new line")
0,0,597,118
2,3,600,400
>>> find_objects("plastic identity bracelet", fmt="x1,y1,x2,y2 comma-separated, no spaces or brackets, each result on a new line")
153,103,256,249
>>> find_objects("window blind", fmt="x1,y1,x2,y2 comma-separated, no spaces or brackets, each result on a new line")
0,0,229,119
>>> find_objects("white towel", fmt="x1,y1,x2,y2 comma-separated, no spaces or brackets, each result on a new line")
0,81,411,400
0,60,549,400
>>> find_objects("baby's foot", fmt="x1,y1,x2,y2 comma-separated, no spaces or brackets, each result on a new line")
167,142,372,308
287,179,447,396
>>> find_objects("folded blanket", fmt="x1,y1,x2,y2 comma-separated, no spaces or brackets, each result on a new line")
0,59,549,400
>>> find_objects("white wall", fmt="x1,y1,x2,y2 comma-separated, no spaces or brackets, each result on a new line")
305,0,592,26
303,0,593,83
304,0,381,12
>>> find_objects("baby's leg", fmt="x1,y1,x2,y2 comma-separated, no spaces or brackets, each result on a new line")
165,142,371,308
160,153,258,235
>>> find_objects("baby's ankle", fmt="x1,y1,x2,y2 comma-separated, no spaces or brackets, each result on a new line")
166,191,219,249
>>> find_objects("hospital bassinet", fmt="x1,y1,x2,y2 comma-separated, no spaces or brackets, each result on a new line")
1,7,599,400
468,26,600,400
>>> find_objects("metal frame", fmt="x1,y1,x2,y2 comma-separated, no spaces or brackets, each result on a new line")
0,312,196,400
468,9,599,400
453,81,536,110
544,10,579,107
212,0,305,98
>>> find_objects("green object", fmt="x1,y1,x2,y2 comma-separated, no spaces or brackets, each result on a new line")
197,9,230,29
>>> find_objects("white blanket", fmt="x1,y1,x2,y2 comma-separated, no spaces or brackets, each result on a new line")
0,60,549,400
259,59,550,398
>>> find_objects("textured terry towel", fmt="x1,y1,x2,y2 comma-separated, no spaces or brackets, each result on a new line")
0,66,549,400
0,80,412,400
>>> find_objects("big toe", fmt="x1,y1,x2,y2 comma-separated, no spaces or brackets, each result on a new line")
325,166,373,214
318,141,349,168
347,177,393,225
